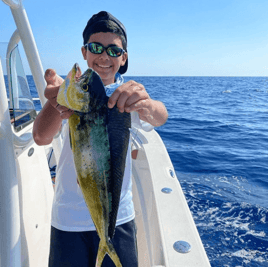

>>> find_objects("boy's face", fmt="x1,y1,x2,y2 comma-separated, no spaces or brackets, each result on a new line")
81,32,127,86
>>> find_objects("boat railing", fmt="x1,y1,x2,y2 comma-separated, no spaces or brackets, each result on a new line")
3,0,63,163
0,57,22,267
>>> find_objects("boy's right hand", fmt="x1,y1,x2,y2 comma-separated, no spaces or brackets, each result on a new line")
44,69,74,119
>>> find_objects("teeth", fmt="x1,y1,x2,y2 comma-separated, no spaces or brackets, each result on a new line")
98,65,110,68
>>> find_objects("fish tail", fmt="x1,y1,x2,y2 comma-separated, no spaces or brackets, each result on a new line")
95,239,122,267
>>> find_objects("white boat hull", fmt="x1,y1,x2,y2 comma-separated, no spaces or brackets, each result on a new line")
132,129,211,266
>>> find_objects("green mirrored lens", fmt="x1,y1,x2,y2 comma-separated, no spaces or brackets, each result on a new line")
89,43,103,54
107,46,123,57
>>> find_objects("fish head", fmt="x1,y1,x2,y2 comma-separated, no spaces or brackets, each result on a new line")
80,68,108,109
57,64,108,113
57,63,90,113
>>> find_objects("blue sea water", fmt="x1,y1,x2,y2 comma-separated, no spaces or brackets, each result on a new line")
28,76,268,266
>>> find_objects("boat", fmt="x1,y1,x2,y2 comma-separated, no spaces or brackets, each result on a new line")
0,1,211,266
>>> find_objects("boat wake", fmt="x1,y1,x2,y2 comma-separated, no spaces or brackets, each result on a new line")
179,174,268,267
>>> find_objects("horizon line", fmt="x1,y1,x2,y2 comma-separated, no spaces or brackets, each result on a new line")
24,74,268,78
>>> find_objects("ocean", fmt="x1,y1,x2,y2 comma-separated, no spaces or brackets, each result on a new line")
28,75,268,266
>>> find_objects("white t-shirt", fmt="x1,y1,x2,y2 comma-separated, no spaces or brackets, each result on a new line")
51,73,153,232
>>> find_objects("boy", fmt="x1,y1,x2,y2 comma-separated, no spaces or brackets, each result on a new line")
33,11,168,267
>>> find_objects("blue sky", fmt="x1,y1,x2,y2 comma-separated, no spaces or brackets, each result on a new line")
1,0,268,76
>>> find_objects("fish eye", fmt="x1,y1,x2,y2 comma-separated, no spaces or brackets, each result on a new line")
82,83,88,92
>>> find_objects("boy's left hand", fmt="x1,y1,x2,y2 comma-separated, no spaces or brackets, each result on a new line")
108,80,168,127
108,80,150,114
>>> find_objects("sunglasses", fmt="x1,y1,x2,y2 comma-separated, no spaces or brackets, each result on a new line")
84,42,126,57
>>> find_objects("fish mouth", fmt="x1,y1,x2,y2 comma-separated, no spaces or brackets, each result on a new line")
74,63,80,71
78,68,93,82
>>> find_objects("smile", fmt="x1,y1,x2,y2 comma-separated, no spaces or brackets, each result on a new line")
97,64,111,69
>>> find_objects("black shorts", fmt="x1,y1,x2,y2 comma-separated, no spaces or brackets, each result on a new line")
49,219,138,267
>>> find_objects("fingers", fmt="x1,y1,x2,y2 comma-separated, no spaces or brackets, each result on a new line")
45,69,64,87
126,99,151,113
108,80,150,113
55,104,70,113
108,80,136,109
49,98,75,119
48,96,74,117
44,69,64,100
47,95,58,108
59,109,74,119
44,67,75,119
54,103,74,119
45,69,57,84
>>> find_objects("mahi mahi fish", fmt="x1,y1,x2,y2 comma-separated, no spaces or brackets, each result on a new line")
57,63,131,267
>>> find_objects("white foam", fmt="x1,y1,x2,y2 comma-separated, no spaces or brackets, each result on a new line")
232,249,266,263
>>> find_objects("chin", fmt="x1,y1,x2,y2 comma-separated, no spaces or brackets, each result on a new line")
98,74,115,86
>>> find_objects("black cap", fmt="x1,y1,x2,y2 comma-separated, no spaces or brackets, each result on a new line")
83,11,128,74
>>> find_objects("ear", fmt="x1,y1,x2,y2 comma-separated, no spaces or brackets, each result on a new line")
81,46,87,60
121,52,128,66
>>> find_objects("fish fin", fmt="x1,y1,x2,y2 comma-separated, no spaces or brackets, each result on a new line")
95,239,122,267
